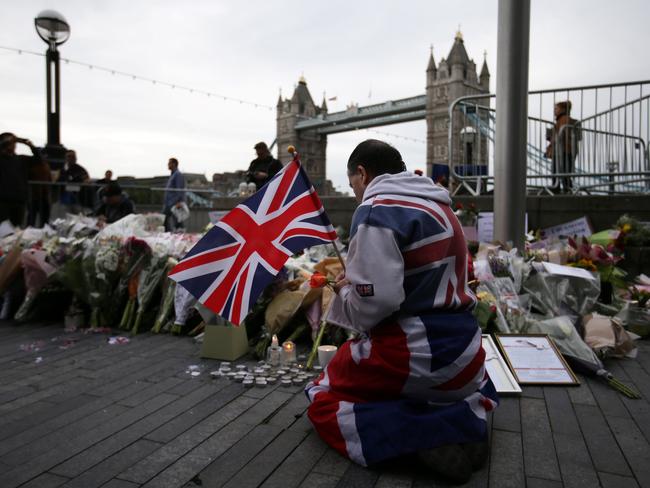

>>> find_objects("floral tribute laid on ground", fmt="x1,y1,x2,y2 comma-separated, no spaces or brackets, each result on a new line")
0,211,649,399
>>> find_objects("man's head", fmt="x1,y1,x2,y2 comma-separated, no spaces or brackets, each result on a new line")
554,101,571,118
254,142,270,159
346,139,405,202
105,170,113,180
104,182,123,206
168,158,179,172
65,150,77,166
0,132,16,156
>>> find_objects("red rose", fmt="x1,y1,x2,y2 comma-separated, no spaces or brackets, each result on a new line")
309,272,328,289
456,203,464,210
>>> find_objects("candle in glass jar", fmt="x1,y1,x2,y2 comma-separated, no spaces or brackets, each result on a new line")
281,340,297,365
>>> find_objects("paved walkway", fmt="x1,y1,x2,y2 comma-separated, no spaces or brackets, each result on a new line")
0,321,649,488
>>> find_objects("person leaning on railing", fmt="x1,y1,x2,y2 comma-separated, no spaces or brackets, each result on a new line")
93,182,135,225
57,150,91,214
546,101,580,193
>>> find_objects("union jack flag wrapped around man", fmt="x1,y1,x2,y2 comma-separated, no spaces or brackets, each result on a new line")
305,154,498,476
169,153,337,325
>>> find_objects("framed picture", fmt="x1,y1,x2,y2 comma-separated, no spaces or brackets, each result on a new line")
495,334,580,386
482,335,522,395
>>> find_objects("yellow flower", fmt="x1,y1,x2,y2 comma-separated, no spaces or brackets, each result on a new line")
622,223,632,233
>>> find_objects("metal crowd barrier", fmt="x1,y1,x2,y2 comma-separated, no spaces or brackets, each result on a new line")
447,80,650,195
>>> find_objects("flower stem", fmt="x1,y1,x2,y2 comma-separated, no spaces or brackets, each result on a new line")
306,322,328,370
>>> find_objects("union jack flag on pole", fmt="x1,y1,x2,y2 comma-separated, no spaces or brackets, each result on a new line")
169,152,338,325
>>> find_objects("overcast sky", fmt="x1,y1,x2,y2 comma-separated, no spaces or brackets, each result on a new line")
2,0,649,194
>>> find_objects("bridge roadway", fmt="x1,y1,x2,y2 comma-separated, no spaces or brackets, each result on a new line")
294,95,426,134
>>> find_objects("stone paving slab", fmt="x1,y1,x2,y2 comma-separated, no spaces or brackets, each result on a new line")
1,321,650,487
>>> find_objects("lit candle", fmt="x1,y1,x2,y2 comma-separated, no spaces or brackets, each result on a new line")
281,340,297,365
266,334,282,366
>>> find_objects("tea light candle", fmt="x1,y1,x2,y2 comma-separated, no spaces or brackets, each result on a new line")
267,377,278,385
254,368,265,375
281,379,292,386
281,340,297,365
292,377,304,385
243,379,254,388
236,365,247,371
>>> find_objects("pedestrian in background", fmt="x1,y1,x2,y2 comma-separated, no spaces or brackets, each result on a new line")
246,142,282,190
163,157,186,231
57,150,90,214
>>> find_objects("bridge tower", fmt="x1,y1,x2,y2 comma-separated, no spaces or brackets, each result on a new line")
426,31,490,178
276,76,335,194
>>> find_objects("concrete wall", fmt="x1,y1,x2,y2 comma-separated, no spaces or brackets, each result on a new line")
138,195,650,235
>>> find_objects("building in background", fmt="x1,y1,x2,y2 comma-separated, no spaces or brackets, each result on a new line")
426,30,490,180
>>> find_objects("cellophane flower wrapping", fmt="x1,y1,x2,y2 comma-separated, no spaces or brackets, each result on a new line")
14,248,57,322
524,314,603,370
523,263,601,319
174,284,197,328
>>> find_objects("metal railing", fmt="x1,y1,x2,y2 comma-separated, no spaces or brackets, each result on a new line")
448,80,650,195
24,180,218,213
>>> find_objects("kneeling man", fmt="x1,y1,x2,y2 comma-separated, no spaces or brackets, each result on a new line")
305,140,498,484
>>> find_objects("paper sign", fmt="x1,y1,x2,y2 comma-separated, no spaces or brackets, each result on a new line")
541,261,598,281
540,217,593,240
497,335,578,385
208,211,229,224
477,212,528,243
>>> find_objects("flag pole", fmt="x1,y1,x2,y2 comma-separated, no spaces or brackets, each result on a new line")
331,240,346,272
287,144,347,271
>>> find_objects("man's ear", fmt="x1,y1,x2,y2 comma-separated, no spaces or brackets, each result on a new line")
357,165,371,185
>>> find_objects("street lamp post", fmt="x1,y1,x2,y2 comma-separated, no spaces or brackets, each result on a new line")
34,10,70,169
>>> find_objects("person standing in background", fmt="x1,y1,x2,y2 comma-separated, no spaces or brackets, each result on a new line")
96,169,114,200
0,133,37,227
163,157,186,231
546,101,580,193
58,150,90,214
27,151,52,227
246,142,283,190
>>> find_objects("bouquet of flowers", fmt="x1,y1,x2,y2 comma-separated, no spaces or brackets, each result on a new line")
82,236,123,328
152,275,176,333
131,250,174,335
14,248,57,322
453,202,479,227
568,236,627,298
118,237,151,330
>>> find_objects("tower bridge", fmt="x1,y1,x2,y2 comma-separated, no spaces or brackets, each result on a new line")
275,31,490,194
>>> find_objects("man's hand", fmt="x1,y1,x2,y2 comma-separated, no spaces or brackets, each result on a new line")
333,272,350,295
254,171,268,180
